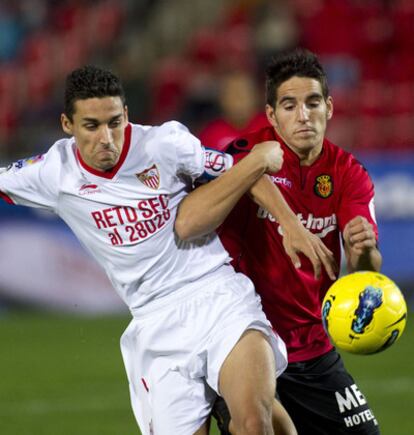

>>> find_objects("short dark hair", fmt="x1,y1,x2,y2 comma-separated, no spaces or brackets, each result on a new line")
265,48,329,107
64,65,126,120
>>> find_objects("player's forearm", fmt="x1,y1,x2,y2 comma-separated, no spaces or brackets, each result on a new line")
347,247,382,273
249,175,299,229
175,154,267,240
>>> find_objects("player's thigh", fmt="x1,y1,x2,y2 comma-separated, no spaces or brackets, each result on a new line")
121,318,215,435
277,350,379,435
151,369,215,435
218,329,276,414
206,272,287,394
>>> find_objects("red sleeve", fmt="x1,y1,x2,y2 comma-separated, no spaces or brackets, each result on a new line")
217,195,251,269
337,156,379,240
221,127,276,163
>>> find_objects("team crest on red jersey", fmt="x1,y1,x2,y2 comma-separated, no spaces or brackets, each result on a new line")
136,164,160,189
314,174,333,198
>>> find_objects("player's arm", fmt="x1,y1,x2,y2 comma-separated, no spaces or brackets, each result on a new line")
338,157,382,273
249,175,337,280
0,150,60,210
174,141,283,240
342,216,382,272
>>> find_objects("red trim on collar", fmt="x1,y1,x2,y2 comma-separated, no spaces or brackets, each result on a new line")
76,123,132,179
0,190,14,204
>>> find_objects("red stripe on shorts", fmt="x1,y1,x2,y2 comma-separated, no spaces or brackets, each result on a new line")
141,377,149,392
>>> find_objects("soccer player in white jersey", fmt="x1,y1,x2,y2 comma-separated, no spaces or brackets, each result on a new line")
0,66,334,434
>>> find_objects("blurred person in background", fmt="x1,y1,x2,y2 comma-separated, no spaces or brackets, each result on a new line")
198,70,269,152
212,48,382,435
0,64,307,435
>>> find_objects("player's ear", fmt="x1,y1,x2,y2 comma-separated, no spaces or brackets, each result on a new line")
266,104,278,129
61,113,73,135
123,105,129,123
326,96,334,120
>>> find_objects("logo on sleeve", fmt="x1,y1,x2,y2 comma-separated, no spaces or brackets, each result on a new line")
203,149,233,180
136,164,160,189
12,154,44,170
314,174,333,198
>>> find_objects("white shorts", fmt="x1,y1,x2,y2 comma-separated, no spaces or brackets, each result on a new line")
120,266,287,435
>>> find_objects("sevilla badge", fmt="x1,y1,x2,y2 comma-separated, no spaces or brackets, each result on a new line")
136,164,160,189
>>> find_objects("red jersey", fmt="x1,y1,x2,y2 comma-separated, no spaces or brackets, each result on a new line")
218,127,378,363
198,112,269,152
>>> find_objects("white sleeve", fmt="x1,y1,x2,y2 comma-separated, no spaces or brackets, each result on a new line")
169,121,205,180
0,146,61,211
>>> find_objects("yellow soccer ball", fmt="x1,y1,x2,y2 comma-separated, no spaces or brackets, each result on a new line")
321,271,407,354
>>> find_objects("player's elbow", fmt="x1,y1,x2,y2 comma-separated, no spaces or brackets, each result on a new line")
175,214,215,241
174,215,198,241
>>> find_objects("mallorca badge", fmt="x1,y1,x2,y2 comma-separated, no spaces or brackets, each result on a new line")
314,174,333,198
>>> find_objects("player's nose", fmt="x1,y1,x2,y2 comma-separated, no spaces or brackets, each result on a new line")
297,104,310,121
99,125,112,144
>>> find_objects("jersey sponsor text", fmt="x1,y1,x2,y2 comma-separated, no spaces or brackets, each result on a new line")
257,207,337,238
270,175,292,188
91,194,171,245
335,384,378,428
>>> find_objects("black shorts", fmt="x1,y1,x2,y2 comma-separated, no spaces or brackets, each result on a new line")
276,349,380,435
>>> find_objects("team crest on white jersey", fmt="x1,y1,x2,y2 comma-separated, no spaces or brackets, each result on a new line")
136,164,160,189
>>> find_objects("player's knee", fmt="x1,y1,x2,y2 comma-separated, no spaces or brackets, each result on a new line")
231,415,271,435
230,401,272,435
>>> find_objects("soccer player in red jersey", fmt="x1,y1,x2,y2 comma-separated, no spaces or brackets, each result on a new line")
212,49,382,434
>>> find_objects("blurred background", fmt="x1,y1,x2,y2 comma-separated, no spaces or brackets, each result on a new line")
0,1,413,434
1,0,413,312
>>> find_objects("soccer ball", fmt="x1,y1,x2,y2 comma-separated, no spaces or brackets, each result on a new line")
321,271,407,355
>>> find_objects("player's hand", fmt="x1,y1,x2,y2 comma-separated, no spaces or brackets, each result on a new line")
281,223,337,280
343,216,376,256
250,141,283,173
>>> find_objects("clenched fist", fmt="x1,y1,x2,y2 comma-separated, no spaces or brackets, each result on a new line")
343,216,376,256
251,141,284,174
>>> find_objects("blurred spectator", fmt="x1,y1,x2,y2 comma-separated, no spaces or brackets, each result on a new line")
0,0,413,160
252,0,299,68
0,4,24,62
198,70,269,150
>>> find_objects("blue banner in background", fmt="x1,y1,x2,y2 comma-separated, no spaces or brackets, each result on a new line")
361,153,414,221
358,152,414,286
0,201,126,314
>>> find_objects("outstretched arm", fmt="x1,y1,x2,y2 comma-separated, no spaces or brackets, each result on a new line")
343,216,382,272
249,175,338,280
175,141,283,240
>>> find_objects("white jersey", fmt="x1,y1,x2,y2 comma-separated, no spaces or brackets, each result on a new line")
0,121,232,310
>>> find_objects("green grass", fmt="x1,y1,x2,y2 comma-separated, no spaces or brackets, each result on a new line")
0,310,412,434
